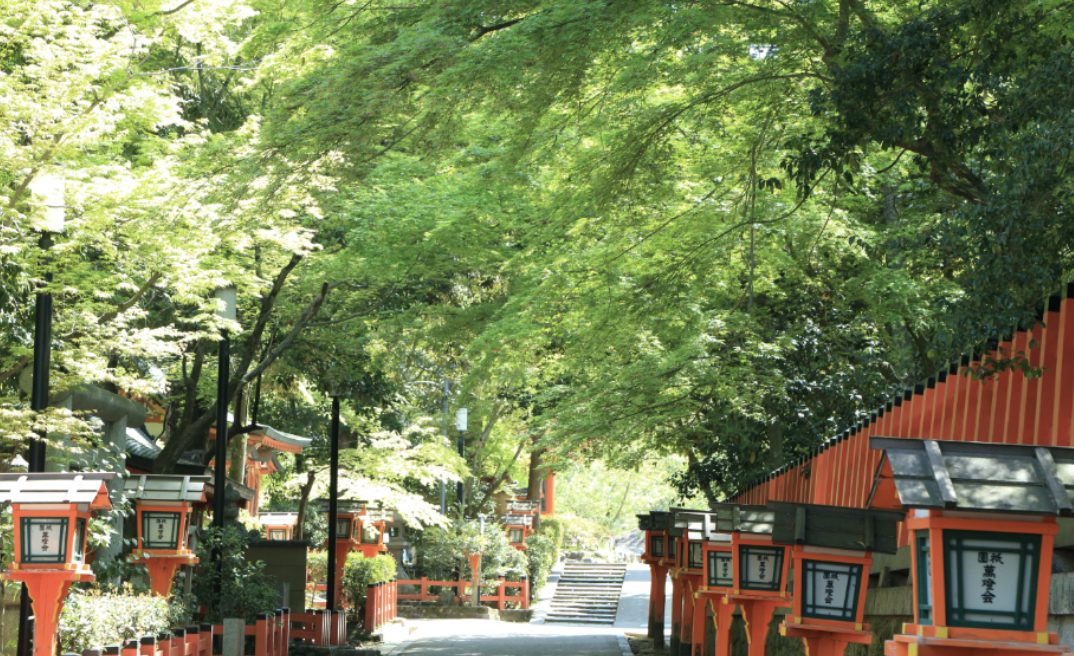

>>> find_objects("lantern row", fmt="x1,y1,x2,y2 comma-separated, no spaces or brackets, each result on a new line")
638,437,1074,656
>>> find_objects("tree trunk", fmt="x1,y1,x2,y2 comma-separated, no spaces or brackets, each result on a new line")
294,469,318,541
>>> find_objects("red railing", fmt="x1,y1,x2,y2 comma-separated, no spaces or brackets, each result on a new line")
81,608,348,656
364,580,397,632
397,575,530,610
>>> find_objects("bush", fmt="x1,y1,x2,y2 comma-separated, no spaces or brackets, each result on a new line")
193,526,280,624
307,549,328,584
420,522,526,584
538,517,564,548
524,534,559,602
57,587,189,654
342,553,397,620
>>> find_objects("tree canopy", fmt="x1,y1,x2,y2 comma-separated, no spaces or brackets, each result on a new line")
2,0,1072,506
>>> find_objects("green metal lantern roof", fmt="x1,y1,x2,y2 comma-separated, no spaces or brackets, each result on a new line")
769,501,904,554
869,436,1074,515
708,503,777,535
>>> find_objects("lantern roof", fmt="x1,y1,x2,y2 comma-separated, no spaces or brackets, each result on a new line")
707,503,777,535
507,500,540,513
258,512,299,526
669,508,732,542
769,501,905,554
636,510,671,532
869,436,1074,516
318,499,367,514
123,475,208,503
0,472,115,509
501,513,534,527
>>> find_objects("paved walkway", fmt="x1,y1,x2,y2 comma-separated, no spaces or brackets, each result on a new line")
382,563,670,656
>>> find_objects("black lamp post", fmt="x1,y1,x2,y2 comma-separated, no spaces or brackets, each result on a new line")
211,286,235,605
326,395,341,611
211,286,236,532
18,171,64,656
455,408,467,509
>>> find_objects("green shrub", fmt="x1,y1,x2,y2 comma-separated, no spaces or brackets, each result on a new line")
307,549,328,583
57,587,189,654
524,534,559,602
193,526,280,624
342,552,397,618
538,518,564,548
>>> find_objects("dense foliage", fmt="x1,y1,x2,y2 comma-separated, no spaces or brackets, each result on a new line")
3,0,1072,511
57,587,192,654
342,553,397,621
192,527,280,625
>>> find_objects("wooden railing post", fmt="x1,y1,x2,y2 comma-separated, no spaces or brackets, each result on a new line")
254,613,269,656
156,633,171,656
521,576,530,610
183,626,198,656
200,624,213,656
122,639,139,656
139,636,155,656
496,575,506,610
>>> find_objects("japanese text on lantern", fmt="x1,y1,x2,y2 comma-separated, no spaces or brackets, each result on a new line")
823,570,838,604
979,551,1003,605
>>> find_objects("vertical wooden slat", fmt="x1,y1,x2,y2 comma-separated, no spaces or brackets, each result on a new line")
948,360,968,442
988,342,1012,442
1034,301,1063,449
1006,332,1029,444
1022,323,1047,445
1053,295,1074,447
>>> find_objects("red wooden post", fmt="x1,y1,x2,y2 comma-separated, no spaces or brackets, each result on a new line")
139,636,155,656
255,613,270,656
123,639,139,656
496,575,506,610
200,624,213,656
365,583,376,631
183,626,197,656
521,576,530,610
421,576,428,601
156,633,172,656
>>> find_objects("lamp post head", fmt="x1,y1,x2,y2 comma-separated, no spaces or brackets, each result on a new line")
28,172,65,233
455,408,468,432
214,286,237,322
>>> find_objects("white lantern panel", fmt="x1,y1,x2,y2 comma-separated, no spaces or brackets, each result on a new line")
688,542,704,570
739,545,784,591
651,535,665,558
336,518,351,538
801,559,862,621
708,551,733,588
944,530,1039,630
21,517,69,564
142,511,182,549
268,529,287,540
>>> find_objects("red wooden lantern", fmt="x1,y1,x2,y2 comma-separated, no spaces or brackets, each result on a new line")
638,511,672,647
871,437,1074,656
501,512,533,550
768,503,904,656
714,503,792,656
0,473,115,656
125,475,208,596
670,509,733,656
258,512,299,540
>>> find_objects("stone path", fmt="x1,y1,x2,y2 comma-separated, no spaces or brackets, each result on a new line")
380,563,672,656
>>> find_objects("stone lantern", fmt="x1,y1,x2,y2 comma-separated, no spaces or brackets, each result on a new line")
0,473,115,656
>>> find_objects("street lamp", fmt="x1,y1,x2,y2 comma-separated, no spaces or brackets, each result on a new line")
18,170,64,656
211,286,237,533
455,408,467,508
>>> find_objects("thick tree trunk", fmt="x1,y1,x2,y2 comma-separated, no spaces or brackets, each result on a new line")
294,469,317,541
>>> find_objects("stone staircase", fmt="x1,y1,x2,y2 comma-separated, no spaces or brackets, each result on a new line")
545,562,627,625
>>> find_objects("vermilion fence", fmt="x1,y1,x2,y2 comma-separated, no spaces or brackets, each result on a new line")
396,575,529,610
75,609,347,656
364,580,396,632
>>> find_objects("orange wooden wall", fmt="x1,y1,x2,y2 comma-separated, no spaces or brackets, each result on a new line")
730,290,1074,519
